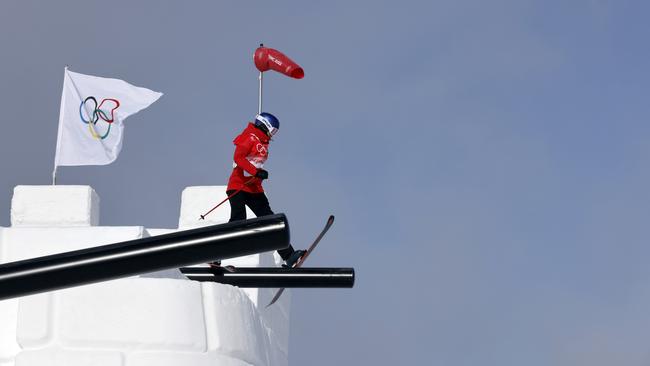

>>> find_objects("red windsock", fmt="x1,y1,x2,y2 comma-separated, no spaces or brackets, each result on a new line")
254,46,304,79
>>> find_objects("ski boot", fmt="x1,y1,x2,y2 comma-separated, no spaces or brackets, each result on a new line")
208,260,235,272
282,249,307,268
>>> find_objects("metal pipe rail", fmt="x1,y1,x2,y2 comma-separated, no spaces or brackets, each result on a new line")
0,214,290,301
181,267,355,288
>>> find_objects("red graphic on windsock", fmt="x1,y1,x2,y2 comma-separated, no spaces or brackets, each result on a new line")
254,46,304,79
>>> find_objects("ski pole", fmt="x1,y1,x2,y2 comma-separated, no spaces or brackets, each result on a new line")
199,177,256,220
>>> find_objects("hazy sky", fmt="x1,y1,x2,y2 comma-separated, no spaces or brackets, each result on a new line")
2,1,650,365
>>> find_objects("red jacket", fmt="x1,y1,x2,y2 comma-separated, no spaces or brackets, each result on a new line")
227,123,270,193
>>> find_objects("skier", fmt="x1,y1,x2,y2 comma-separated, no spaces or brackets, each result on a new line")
211,112,305,268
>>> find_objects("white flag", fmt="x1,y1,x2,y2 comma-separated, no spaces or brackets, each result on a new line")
54,68,162,166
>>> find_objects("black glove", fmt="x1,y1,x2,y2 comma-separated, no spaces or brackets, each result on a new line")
255,169,269,180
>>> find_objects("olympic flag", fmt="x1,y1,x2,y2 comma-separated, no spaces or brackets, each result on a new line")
54,68,162,168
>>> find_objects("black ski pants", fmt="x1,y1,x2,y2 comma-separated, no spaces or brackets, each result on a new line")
227,190,295,260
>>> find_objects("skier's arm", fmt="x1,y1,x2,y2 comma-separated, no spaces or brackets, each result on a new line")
233,142,259,176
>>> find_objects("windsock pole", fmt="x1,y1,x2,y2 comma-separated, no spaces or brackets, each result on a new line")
258,43,264,114
258,71,263,114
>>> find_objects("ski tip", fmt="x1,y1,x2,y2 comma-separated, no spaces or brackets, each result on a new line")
266,288,286,308
266,299,279,308
328,215,335,224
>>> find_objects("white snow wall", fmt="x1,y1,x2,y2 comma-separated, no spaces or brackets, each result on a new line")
0,185,290,366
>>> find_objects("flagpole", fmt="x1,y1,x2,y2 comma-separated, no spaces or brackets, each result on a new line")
52,65,70,186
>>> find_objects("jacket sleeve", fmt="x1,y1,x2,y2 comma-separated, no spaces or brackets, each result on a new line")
233,138,259,176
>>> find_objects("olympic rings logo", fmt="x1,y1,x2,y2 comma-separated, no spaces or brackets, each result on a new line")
256,143,267,155
79,96,120,140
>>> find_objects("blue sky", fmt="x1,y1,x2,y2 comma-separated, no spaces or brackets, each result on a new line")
1,1,650,364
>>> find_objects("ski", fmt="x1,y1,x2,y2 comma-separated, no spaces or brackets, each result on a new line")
266,215,335,308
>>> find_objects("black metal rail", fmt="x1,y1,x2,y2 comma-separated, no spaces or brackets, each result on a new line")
181,267,355,288
0,214,290,301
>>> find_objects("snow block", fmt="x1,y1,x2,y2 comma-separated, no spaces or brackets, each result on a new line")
1,226,144,263
16,293,53,349
1,225,182,279
11,186,99,227
144,228,177,237
178,186,255,229
201,283,271,366
267,344,288,366
224,251,290,355
261,290,291,356
0,184,292,366
128,351,253,366
15,348,123,366
52,278,206,352
189,242,290,358
0,299,20,363
0,228,20,363
0,227,4,262
221,252,277,272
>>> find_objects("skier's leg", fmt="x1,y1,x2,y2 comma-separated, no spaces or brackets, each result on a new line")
247,193,296,260
246,192,273,217
211,190,248,267
228,190,248,222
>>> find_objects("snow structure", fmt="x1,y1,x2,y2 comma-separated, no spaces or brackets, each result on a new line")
0,185,291,366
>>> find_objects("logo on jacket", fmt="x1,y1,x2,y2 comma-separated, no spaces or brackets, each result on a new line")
256,143,267,155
